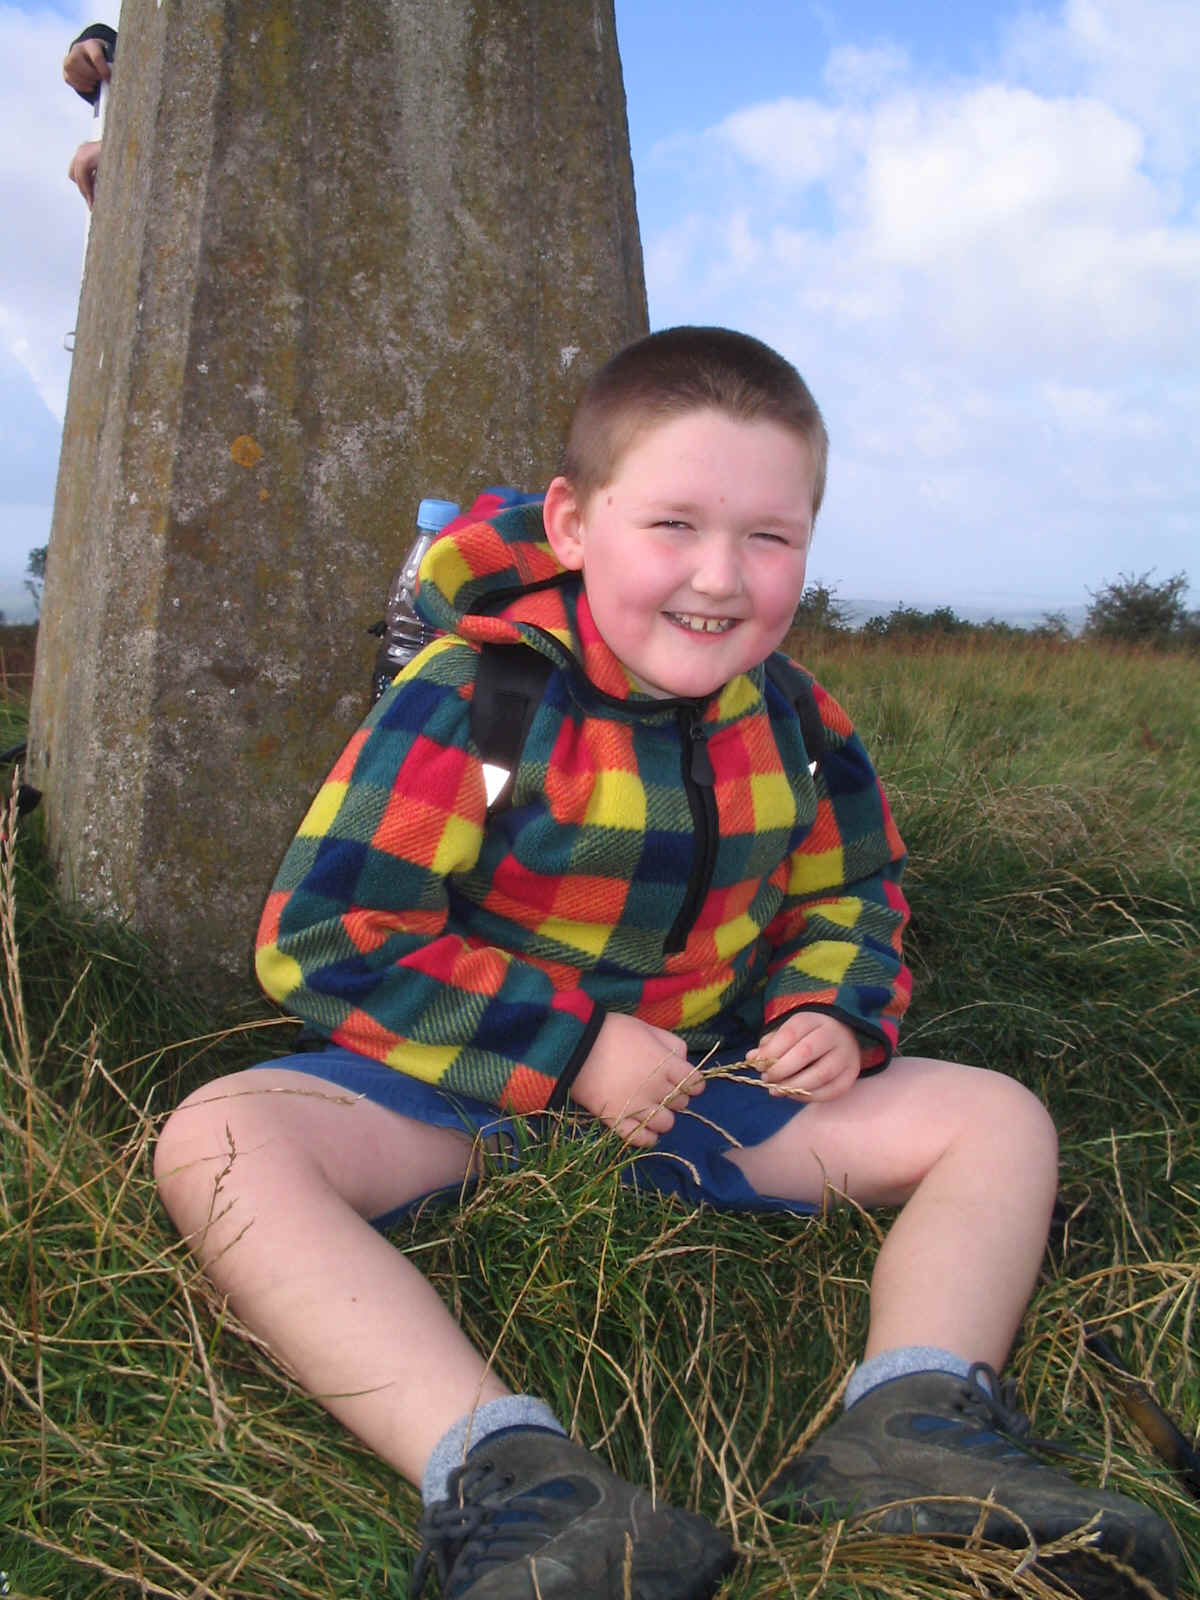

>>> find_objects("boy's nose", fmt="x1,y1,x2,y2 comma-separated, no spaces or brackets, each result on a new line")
691,538,743,598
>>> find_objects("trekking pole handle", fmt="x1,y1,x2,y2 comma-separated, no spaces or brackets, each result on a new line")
1085,1332,1200,1502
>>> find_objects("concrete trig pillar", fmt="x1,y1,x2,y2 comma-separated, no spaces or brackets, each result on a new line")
29,0,647,991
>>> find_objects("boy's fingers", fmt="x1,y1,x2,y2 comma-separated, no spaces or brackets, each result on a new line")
608,1101,673,1137
669,1063,705,1096
623,1127,659,1148
765,1055,834,1093
770,1052,859,1102
761,1051,810,1081
801,1068,858,1103
618,1105,672,1144
662,1074,702,1109
754,1013,830,1062
750,1036,803,1069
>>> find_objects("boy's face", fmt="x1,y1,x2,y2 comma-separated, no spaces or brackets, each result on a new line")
543,408,815,700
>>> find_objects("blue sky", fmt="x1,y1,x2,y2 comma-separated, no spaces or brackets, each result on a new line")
2,1,1197,621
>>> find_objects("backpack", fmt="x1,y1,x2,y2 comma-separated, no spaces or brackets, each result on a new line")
0,743,41,822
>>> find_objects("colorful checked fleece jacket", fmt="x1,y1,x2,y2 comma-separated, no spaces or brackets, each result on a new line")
256,500,912,1114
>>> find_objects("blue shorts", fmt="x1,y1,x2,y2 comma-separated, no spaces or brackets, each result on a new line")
252,1043,818,1229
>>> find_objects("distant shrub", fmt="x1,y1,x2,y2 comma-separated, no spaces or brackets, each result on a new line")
861,603,971,640
973,617,1026,642
1031,610,1075,643
1084,569,1194,648
26,544,47,616
791,582,852,634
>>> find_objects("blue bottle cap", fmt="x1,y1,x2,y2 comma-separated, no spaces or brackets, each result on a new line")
416,498,460,531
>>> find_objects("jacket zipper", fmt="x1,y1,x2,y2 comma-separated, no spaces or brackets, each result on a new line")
664,707,717,954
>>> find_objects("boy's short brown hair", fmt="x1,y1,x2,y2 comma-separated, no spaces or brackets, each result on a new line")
562,325,828,516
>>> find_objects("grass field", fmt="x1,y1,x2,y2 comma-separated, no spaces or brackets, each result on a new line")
1,634,1197,1599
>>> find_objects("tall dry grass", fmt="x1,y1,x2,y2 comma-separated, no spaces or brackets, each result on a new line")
3,636,1197,1597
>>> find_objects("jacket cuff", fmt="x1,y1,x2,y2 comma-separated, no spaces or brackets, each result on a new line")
774,1002,896,1076
547,1006,607,1111
71,22,118,48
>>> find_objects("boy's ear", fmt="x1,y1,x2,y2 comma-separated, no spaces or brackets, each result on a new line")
542,476,586,571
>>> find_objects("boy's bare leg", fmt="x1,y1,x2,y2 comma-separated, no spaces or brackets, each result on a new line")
734,1058,1181,1593
157,1068,739,1597
154,1068,510,1486
726,1056,1059,1365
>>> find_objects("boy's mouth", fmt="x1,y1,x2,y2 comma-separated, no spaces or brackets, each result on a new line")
665,612,738,634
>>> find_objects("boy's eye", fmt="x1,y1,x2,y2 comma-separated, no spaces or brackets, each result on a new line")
752,530,790,545
654,519,692,531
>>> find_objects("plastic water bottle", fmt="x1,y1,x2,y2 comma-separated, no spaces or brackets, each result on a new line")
370,497,459,702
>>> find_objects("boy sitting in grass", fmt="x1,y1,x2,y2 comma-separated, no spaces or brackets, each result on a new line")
155,327,1179,1600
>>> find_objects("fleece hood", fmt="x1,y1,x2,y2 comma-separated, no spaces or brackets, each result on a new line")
412,498,660,696
415,501,561,632
413,497,778,714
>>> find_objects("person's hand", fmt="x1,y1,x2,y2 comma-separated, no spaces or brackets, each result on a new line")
68,141,103,209
570,1014,704,1147
746,1012,862,1102
63,38,111,97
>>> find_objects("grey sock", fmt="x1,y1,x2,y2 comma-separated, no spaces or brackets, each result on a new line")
844,1345,975,1409
421,1395,566,1505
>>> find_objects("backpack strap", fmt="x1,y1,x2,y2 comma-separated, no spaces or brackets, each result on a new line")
469,641,554,811
764,656,824,779
468,643,824,814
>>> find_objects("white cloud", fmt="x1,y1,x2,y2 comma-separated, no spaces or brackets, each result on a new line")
700,82,1199,369
822,43,910,105
1005,0,1200,179
718,100,852,190
640,0,1199,607
0,5,103,577
3,0,1195,610
0,4,97,422
862,88,1156,254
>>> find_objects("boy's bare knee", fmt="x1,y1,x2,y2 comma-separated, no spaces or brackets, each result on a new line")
954,1063,1059,1179
985,1068,1055,1142
886,1057,1058,1196
153,1073,265,1217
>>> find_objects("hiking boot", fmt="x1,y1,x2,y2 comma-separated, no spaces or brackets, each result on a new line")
412,1427,735,1599
764,1366,1180,1600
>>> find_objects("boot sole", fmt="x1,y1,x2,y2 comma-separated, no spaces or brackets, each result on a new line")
771,1496,1175,1600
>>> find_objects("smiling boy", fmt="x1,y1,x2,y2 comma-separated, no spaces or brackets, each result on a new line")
543,407,812,702
155,327,1178,1600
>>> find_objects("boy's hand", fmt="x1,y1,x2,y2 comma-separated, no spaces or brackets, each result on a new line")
746,1013,862,1102
570,1014,704,1147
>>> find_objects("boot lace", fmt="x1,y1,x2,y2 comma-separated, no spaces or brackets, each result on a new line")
412,1454,579,1598
962,1363,1079,1463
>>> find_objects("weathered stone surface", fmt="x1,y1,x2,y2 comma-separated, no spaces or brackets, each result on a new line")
29,0,647,992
